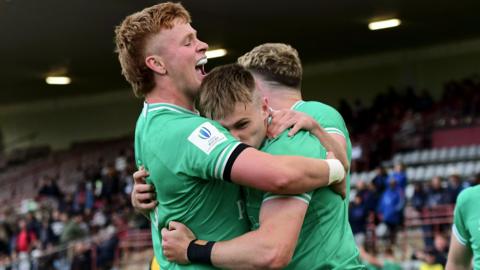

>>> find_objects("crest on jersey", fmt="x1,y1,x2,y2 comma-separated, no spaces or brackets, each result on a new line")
199,127,211,139
189,122,227,154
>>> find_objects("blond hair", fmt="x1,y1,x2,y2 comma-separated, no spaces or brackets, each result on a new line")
197,64,258,120
114,2,191,97
238,43,302,89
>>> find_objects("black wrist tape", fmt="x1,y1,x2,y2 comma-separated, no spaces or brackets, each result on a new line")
187,239,215,265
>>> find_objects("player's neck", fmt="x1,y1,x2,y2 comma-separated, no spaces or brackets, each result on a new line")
267,90,302,110
145,84,196,111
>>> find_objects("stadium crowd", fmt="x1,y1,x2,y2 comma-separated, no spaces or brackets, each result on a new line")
0,74,479,269
0,148,148,270
341,75,480,171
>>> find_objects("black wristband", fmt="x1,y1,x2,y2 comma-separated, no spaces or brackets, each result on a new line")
187,239,215,265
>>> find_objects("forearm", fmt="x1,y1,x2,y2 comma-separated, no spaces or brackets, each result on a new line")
211,230,276,270
446,261,471,270
231,148,344,194
311,127,349,171
211,198,305,269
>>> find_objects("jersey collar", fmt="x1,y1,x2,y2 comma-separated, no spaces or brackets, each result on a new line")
143,102,200,116
291,100,305,110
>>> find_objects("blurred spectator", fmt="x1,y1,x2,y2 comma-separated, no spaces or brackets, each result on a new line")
426,177,448,208
115,150,127,173
371,166,388,194
445,173,468,204
414,233,449,268
60,212,87,244
423,176,449,248
38,223,51,253
70,242,91,270
0,224,11,258
377,178,405,245
359,245,402,270
37,176,63,200
349,194,368,246
389,163,407,190
73,181,95,213
355,180,379,216
411,183,427,212
15,219,37,254
473,173,480,186
418,250,444,270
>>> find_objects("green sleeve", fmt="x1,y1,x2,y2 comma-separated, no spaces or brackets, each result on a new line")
452,189,470,246
261,129,326,203
318,104,349,138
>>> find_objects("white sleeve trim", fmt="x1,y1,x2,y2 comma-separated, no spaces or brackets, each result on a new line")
262,195,310,205
324,127,346,138
452,224,467,246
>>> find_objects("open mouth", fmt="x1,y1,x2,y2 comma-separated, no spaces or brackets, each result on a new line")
195,57,208,76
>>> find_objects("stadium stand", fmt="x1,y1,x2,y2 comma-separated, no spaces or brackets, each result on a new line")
0,74,479,269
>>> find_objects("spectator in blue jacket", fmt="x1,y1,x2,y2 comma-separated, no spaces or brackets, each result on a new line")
378,178,405,245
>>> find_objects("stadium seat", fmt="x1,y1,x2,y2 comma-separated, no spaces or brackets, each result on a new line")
475,160,480,174
419,149,430,164
437,148,448,163
434,164,445,178
467,144,477,159
406,167,416,180
403,152,413,165
464,161,475,176
446,146,459,162
405,184,415,200
423,165,436,180
392,153,403,165
409,150,420,165
414,166,425,182
458,146,469,160
427,148,439,163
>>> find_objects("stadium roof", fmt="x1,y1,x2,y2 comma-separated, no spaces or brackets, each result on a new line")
1,0,480,105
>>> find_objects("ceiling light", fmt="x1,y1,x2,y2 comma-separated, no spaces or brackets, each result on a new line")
206,49,227,59
46,76,71,85
368,19,401,31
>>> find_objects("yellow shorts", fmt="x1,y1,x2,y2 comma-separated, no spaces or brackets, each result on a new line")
150,256,160,270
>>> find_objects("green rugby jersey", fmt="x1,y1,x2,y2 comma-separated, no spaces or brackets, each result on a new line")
452,185,480,269
134,102,250,270
244,100,362,269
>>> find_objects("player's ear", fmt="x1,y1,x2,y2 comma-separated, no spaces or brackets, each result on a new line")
261,97,269,118
145,55,167,75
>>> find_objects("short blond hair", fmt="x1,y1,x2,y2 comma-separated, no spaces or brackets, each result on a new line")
197,64,257,120
238,43,302,89
114,2,191,97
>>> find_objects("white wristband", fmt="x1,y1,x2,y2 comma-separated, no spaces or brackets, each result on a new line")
326,159,345,185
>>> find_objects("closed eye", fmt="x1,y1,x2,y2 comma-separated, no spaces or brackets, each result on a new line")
234,121,249,130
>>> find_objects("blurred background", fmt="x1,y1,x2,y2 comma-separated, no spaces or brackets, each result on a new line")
1,0,480,269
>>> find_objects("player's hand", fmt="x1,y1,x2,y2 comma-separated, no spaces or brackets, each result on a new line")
161,221,196,264
267,109,321,139
131,167,157,216
326,152,346,199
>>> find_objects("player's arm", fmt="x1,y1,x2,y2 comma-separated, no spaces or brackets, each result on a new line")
128,141,343,211
162,197,308,270
359,246,384,268
268,109,349,172
230,147,344,194
446,233,472,270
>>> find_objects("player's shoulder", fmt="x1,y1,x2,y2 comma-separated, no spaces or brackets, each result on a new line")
457,185,480,206
147,105,221,133
264,129,324,157
299,101,340,114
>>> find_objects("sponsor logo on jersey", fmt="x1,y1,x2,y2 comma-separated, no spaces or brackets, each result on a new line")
189,122,227,154
199,127,211,139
